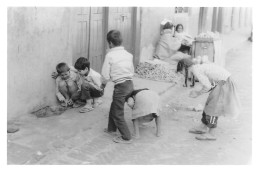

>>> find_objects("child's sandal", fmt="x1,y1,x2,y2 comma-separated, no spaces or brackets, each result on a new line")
195,134,216,141
113,136,133,144
79,106,94,113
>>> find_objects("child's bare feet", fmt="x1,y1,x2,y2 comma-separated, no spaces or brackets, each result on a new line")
104,128,117,136
61,102,67,107
189,123,208,134
93,98,102,108
131,133,140,139
156,132,162,137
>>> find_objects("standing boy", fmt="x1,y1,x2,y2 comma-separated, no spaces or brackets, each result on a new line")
102,30,134,144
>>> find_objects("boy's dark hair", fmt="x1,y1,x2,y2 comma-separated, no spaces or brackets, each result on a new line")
56,63,70,74
107,30,123,46
163,22,174,30
175,24,184,31
74,57,90,71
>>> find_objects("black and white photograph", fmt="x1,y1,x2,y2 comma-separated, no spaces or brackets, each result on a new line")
3,0,258,168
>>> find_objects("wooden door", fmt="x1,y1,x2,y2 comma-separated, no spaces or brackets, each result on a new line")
75,7,90,61
89,7,105,73
108,7,134,54
73,7,105,72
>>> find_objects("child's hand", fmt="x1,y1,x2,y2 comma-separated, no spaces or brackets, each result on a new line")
58,97,66,102
189,90,200,98
52,72,58,79
67,99,73,106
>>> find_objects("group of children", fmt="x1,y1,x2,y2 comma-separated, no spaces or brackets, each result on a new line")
53,30,161,144
53,57,105,113
52,28,240,144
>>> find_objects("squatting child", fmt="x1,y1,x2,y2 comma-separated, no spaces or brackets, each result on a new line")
55,62,81,108
74,57,105,113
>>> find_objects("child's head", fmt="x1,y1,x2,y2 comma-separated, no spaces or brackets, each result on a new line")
175,24,184,33
107,30,123,48
126,97,135,109
74,57,90,76
163,21,174,30
177,58,194,73
56,63,70,80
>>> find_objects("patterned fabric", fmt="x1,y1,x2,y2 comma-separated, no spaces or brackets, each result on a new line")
131,90,160,119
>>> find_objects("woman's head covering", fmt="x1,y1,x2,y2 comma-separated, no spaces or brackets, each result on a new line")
161,19,174,30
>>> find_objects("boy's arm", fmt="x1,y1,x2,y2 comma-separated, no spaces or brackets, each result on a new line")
91,75,102,89
69,65,78,73
75,73,82,91
189,68,211,98
101,55,111,81
131,56,135,74
55,77,65,101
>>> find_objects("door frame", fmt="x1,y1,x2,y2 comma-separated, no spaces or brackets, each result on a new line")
102,7,141,67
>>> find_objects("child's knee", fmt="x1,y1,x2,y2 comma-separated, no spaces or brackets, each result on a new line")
71,92,80,101
81,81,91,90
66,80,77,88
58,81,67,91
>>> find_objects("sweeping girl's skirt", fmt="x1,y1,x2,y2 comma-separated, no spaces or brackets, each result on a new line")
204,77,240,118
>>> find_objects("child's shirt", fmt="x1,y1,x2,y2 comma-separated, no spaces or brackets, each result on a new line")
101,46,134,85
82,68,102,90
174,31,193,45
191,63,231,90
55,70,81,101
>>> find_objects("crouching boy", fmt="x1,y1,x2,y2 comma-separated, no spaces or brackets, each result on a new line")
74,57,106,113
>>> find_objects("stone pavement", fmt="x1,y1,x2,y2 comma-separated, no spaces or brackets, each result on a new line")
7,29,252,165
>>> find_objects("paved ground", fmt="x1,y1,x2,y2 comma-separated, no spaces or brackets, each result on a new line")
7,30,252,165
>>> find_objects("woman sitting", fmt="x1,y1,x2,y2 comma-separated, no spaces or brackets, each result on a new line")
174,24,194,54
153,20,190,66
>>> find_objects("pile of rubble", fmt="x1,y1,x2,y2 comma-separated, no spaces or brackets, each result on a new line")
135,62,183,84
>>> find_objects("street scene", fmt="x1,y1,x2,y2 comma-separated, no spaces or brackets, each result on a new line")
7,7,252,165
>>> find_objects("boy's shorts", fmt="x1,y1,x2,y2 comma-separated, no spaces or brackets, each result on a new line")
80,81,104,100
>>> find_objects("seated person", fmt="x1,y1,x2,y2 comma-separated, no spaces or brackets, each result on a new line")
55,62,81,108
153,20,190,66
174,24,194,54
125,88,162,139
74,57,106,113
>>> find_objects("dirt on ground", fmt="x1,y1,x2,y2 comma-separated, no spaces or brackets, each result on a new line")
7,41,252,165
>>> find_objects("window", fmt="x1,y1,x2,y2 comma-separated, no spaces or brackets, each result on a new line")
175,7,189,14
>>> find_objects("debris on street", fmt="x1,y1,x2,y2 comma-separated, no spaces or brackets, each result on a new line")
135,62,183,83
